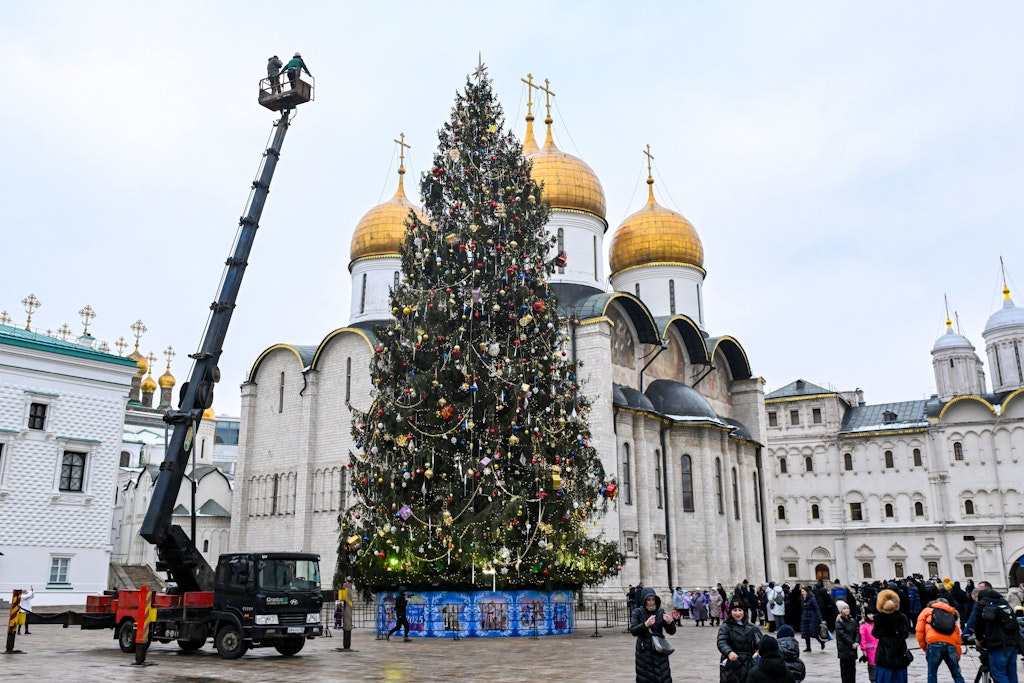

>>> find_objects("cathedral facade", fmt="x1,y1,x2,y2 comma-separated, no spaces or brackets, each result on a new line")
230,89,773,597
767,288,1024,590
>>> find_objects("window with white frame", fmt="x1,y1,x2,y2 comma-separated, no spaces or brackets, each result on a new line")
28,402,48,430
49,556,71,584
59,451,87,492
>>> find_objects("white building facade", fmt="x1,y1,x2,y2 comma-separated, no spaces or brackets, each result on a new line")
0,323,136,606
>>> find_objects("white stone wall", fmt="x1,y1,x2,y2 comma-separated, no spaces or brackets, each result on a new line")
0,343,135,606
349,257,401,325
610,264,705,326
544,210,606,289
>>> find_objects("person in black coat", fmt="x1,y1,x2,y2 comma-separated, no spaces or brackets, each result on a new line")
833,600,860,683
629,587,676,683
386,586,411,641
799,586,826,652
718,597,762,683
785,584,803,634
813,580,835,630
747,635,796,683
872,589,912,683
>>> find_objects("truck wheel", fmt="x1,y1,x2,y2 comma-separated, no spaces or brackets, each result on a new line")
177,638,205,651
214,624,248,659
274,638,305,656
117,619,137,653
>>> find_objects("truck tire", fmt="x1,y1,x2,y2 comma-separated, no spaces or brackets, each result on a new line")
177,638,205,651
214,624,248,659
274,638,305,656
117,619,137,653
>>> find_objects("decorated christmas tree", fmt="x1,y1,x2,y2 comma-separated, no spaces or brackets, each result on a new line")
337,70,622,596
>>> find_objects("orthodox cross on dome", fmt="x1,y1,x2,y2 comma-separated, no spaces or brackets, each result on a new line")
21,293,41,331
98,341,110,353
643,144,657,202
539,78,556,124
79,305,96,335
130,319,147,351
0,311,10,325
944,293,952,329
57,323,72,340
1001,255,1011,299
473,53,488,82
146,351,158,368
394,132,410,174
115,336,128,356
164,345,176,368
521,73,540,119
643,144,655,179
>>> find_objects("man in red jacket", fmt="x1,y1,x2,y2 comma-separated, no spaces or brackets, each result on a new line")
915,597,965,683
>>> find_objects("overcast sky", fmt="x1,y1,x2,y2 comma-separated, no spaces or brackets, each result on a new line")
3,1,1023,417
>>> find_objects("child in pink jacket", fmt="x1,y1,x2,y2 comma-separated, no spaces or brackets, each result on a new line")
859,610,878,682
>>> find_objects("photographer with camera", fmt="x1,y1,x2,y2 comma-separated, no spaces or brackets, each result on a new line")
973,588,1021,683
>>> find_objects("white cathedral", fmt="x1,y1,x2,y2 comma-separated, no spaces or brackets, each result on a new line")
230,88,774,597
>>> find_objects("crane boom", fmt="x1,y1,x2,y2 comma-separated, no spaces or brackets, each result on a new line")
140,105,297,592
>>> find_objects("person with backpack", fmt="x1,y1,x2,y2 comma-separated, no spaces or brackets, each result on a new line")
914,597,965,683
769,582,787,631
974,588,1022,683
776,625,806,681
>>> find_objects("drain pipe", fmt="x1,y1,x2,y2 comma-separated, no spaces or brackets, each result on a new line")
755,446,770,581
660,422,674,590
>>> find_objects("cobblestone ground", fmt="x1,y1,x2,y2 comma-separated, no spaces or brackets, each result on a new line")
0,620,1004,682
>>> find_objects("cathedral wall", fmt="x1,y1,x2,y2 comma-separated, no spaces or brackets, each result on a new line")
545,211,605,289
610,264,704,324
349,257,401,325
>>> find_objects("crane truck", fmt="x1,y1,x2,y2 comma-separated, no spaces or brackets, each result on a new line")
82,71,321,660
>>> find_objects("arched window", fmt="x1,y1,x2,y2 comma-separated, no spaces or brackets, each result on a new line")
927,561,939,577
622,444,632,505
715,458,724,514
345,357,352,403
844,453,853,471
963,563,974,578
894,562,905,578
913,448,922,467
669,280,676,315
359,273,367,313
654,450,663,509
914,501,924,517
811,504,820,519
635,283,640,297
884,503,894,518
752,472,760,523
884,450,894,468
787,563,797,577
804,456,813,473
203,539,209,553
119,451,131,467
965,499,975,515
731,467,740,520
556,228,565,273
862,562,873,579
680,455,694,512
954,442,964,461
777,504,786,520
779,457,787,474
279,372,285,413
394,271,400,289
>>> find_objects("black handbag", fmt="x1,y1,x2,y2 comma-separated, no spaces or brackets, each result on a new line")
651,634,674,655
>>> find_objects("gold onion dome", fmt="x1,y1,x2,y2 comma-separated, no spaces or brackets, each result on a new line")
349,167,425,265
158,366,176,389
203,407,216,421
525,116,606,220
609,176,703,274
128,349,148,378
141,372,158,394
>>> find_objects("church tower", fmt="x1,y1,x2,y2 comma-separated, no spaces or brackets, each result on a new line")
348,135,425,324
983,276,1024,394
521,76,607,294
931,312,986,401
607,147,705,325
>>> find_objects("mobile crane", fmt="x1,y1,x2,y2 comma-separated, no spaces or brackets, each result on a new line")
83,70,321,660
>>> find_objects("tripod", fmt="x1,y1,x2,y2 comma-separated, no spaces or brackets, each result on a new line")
964,645,990,683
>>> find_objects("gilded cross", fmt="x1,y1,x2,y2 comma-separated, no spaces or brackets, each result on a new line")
98,341,111,353
147,352,158,369
115,336,128,356
394,133,410,173
539,78,556,122
521,73,540,118
164,345,176,369
130,319,147,350
643,144,655,178
0,311,10,325
21,293,41,331
58,323,72,340
79,305,96,335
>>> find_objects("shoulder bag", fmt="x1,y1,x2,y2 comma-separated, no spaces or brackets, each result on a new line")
651,634,674,655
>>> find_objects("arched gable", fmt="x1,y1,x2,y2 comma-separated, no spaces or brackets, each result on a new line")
248,343,317,382
658,315,711,366
1000,387,1024,417
938,395,997,420
707,336,752,380
311,327,376,370
573,292,661,345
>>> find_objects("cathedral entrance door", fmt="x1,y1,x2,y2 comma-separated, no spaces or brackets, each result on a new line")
815,564,831,582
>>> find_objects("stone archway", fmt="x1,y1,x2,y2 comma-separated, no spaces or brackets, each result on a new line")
815,564,831,582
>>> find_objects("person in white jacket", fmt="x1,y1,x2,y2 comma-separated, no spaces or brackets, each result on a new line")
18,586,34,634
768,582,787,631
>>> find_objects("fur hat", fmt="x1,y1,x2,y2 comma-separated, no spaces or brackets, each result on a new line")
835,600,850,612
877,588,900,614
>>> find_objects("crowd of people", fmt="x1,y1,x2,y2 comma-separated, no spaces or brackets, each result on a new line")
627,576,1024,683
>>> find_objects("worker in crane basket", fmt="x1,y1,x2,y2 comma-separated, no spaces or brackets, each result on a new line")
282,52,312,90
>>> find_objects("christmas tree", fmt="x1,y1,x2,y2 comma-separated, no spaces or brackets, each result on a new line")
337,71,622,596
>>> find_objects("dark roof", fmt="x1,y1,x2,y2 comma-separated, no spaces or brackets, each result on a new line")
766,379,833,400
721,417,754,442
612,384,655,411
549,283,605,313
645,379,719,421
197,500,231,517
840,400,928,433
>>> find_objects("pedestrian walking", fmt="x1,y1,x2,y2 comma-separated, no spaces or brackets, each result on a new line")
692,589,709,626
776,625,806,681
834,600,861,683
672,586,685,625
799,586,826,652
718,597,761,682
872,589,913,683
768,582,786,631
710,587,725,627
629,586,676,683
386,586,411,641
914,597,965,683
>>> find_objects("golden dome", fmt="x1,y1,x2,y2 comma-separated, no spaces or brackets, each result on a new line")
526,119,606,220
158,366,176,389
203,407,216,421
609,177,703,274
128,348,147,378
141,372,158,393
349,168,425,266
